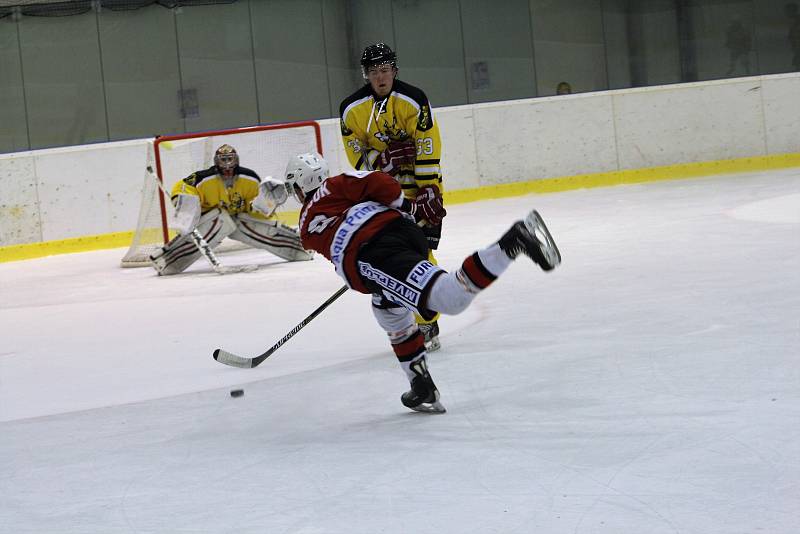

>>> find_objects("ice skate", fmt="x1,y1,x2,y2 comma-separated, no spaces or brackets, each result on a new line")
401,357,446,413
419,321,441,352
499,209,561,271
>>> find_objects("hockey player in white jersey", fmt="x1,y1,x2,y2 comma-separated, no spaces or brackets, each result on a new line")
285,152,561,413
150,144,312,275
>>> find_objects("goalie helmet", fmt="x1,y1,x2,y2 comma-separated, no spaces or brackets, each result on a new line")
214,144,239,178
360,42,397,79
284,152,329,203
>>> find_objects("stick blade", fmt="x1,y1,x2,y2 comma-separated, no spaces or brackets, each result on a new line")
215,264,260,275
213,348,255,368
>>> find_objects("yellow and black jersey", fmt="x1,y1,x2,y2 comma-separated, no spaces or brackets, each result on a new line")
339,79,443,199
170,166,270,219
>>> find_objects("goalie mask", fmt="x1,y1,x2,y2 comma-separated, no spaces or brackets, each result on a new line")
214,144,239,182
360,42,397,80
284,152,329,203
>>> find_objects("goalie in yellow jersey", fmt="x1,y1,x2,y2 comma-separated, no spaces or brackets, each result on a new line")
149,144,312,275
339,42,446,351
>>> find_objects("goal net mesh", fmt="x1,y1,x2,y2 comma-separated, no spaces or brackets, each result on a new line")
121,122,321,267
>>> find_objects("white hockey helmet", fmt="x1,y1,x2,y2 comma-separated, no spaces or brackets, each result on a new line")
284,152,329,203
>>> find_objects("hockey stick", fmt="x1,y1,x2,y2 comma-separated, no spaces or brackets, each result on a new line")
213,284,349,368
147,165,258,275
188,228,258,274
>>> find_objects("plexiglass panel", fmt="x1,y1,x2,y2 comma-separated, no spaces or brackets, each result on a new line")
322,0,361,117
687,0,757,80
0,19,28,152
0,0,796,154
531,0,609,96
18,11,107,149
604,0,681,89
99,4,183,140
754,0,800,74
392,0,468,107
250,0,332,123
175,2,258,132
461,0,537,102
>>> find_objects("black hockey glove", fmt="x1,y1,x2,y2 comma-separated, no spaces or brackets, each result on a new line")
422,222,442,250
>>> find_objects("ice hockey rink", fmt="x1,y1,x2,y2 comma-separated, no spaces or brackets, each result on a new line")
1,168,798,533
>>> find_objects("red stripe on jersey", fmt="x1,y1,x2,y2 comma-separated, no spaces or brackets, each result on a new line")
392,330,426,362
461,252,497,290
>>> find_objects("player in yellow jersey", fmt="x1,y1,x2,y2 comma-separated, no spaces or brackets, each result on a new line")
339,43,445,351
150,144,312,275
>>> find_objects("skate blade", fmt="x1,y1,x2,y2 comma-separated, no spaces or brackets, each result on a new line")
409,401,447,414
524,210,562,270
425,337,441,352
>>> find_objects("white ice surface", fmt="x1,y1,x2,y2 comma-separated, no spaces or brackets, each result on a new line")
1,169,799,533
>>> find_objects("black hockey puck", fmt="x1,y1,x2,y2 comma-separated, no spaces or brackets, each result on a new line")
230,389,244,398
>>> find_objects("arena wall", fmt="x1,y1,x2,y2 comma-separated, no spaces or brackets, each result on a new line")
1,73,798,262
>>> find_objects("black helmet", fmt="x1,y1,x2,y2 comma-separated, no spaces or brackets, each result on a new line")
360,43,397,79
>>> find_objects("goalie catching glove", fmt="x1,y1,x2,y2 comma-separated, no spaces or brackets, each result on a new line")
251,176,289,217
377,140,416,176
402,185,446,225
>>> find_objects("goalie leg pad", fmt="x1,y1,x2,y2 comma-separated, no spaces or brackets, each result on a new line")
230,214,313,262
150,209,235,275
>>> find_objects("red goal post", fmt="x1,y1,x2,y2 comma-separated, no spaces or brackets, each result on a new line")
121,120,323,267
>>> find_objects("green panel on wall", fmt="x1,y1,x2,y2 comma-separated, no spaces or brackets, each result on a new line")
0,21,28,152
100,4,183,140
19,11,108,149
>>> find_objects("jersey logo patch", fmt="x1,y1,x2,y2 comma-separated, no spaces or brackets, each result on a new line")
418,104,433,131
407,260,440,289
359,263,421,307
222,192,246,215
376,116,409,144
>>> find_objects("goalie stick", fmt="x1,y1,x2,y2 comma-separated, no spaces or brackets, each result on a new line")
147,165,258,275
213,284,349,368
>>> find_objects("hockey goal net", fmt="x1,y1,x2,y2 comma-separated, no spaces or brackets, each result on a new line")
120,121,322,267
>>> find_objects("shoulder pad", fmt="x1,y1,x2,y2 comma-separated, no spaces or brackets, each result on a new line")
392,80,434,131
236,166,261,181
339,85,372,116
185,167,217,186
392,80,429,108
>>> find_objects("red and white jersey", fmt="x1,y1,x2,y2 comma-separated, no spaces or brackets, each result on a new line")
298,170,407,293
